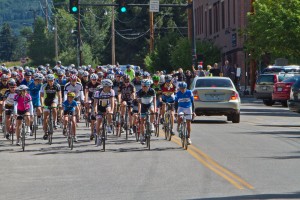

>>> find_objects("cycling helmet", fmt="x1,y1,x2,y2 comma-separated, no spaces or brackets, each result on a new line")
39,74,45,80
70,75,77,81
89,68,95,73
70,69,78,75
38,65,44,71
18,85,28,90
78,69,84,76
135,71,141,77
83,71,89,77
25,66,30,71
90,73,98,80
123,74,130,82
25,71,32,76
8,79,17,87
106,74,115,81
46,74,55,80
57,70,65,76
19,67,24,71
107,69,114,75
47,69,53,74
142,79,151,87
101,79,113,87
11,71,18,77
2,68,10,74
97,72,104,78
34,73,42,80
143,71,150,77
67,92,76,97
178,82,187,88
115,70,124,76
152,75,160,82
70,64,75,68
41,70,47,76
1,74,8,80
165,75,172,82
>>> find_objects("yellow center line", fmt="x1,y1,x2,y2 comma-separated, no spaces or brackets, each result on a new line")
159,130,254,190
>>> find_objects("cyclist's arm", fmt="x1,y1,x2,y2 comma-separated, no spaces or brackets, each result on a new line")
29,101,33,115
153,96,156,112
13,100,17,115
84,88,89,102
190,93,195,112
174,93,179,111
57,90,62,105
110,96,114,113
80,89,84,102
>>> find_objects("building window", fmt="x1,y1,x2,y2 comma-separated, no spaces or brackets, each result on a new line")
201,5,204,34
233,0,236,24
221,1,225,29
213,2,220,33
228,0,231,27
205,10,207,37
209,9,212,35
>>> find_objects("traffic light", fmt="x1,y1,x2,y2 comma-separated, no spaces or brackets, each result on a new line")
118,0,127,13
70,0,79,14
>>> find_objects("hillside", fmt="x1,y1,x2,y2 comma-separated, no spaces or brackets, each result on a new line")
0,0,52,34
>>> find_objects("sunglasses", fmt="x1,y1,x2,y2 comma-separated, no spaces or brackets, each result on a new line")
124,81,130,83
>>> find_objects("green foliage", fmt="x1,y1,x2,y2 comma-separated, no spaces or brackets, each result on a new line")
0,23,15,61
245,0,300,61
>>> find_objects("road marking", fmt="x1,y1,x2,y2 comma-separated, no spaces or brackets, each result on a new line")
160,131,254,190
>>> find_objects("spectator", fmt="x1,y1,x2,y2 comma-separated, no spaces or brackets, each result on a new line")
185,70,194,89
192,64,206,77
205,65,212,76
220,60,235,81
210,63,221,76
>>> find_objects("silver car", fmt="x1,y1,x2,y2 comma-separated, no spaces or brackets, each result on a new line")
190,77,241,123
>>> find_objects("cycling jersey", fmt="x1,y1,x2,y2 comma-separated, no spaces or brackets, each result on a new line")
132,78,142,92
118,83,135,102
64,82,84,101
85,81,100,100
14,94,33,115
63,99,78,112
136,88,155,105
151,83,162,98
40,83,61,106
94,88,115,113
0,83,9,100
81,79,89,91
3,90,17,106
175,90,194,109
113,80,123,98
56,78,67,99
28,82,42,107
161,82,176,103
20,79,33,86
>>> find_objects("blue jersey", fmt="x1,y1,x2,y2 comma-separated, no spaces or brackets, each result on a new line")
63,100,78,112
175,90,194,108
28,82,42,107
20,79,33,86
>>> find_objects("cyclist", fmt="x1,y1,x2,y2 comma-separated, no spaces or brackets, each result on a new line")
28,74,43,133
124,65,135,81
93,79,115,144
84,73,100,140
0,74,10,124
64,75,84,122
20,71,33,86
160,75,176,135
14,85,33,146
40,74,62,139
62,92,79,142
151,75,162,110
132,71,142,92
175,82,195,145
136,79,156,144
3,79,17,139
118,74,135,134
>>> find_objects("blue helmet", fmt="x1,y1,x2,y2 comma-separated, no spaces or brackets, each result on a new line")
178,82,187,89
142,79,151,87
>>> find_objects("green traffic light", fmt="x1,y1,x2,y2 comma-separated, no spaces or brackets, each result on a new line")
72,6,78,12
120,7,127,13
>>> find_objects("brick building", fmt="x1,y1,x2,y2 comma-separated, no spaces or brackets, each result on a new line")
194,0,254,89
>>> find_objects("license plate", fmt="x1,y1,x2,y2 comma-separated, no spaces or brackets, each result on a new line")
262,86,267,90
277,87,282,91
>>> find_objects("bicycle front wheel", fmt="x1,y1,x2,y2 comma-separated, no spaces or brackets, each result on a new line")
102,125,106,152
21,125,25,151
183,122,188,150
33,114,37,140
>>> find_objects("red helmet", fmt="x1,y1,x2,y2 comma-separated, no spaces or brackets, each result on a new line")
70,75,77,81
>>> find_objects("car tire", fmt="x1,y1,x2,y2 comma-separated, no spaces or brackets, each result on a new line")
227,115,233,121
232,113,240,123
263,99,275,106
281,101,288,107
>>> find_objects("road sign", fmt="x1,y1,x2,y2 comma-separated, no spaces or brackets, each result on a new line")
149,0,159,12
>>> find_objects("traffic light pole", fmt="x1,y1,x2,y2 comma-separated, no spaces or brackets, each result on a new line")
78,3,82,67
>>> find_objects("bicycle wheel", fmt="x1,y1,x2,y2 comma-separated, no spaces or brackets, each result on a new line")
180,124,184,148
164,114,169,140
183,122,188,150
115,112,121,137
11,117,15,144
102,125,106,152
135,125,140,142
155,114,159,137
21,124,25,151
33,114,37,140
70,136,74,150
48,113,53,145
146,122,151,150
67,121,71,148
167,114,172,141
125,108,128,140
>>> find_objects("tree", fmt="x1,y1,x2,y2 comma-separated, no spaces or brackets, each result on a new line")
245,0,300,61
0,23,15,61
28,17,55,65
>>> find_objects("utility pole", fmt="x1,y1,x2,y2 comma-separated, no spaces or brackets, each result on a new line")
45,0,49,29
187,0,193,40
149,11,154,52
78,3,82,66
111,1,116,65
191,0,196,67
54,17,58,61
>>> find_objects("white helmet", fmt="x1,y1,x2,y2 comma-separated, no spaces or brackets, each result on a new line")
101,79,113,87
90,73,98,80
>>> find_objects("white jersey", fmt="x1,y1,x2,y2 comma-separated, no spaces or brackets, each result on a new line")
64,82,84,101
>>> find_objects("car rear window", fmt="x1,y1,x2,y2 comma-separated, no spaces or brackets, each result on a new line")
293,79,300,88
257,75,284,84
262,68,284,73
282,76,300,83
195,79,233,88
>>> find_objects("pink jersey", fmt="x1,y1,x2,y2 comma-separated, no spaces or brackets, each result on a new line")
14,94,32,111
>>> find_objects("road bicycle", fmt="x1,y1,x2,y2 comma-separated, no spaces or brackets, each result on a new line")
163,102,174,141
32,107,39,140
18,114,30,151
141,112,156,150
66,111,75,150
95,113,113,151
44,106,57,145
177,113,193,150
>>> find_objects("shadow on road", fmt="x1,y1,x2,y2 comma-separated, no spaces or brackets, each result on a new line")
257,124,300,128
192,120,227,124
189,191,300,199
246,130,300,136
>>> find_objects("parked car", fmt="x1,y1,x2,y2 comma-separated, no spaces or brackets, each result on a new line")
272,75,300,107
288,79,300,113
254,74,284,106
190,77,241,123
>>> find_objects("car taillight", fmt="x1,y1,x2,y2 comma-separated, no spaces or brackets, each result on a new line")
273,75,278,83
193,90,199,100
230,91,239,100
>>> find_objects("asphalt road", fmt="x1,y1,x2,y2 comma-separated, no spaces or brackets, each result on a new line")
1,98,300,200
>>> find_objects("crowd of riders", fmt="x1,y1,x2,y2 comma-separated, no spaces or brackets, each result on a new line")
0,61,195,146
